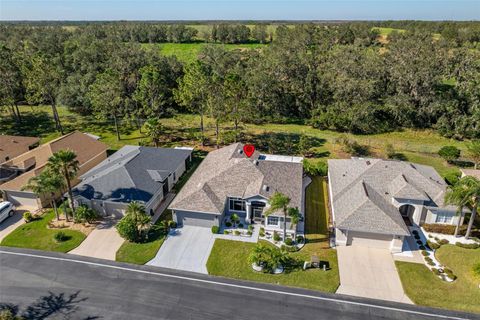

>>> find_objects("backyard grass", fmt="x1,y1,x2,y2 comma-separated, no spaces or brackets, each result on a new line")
396,245,480,314
305,176,329,237
0,106,468,180
0,210,86,253
207,239,339,293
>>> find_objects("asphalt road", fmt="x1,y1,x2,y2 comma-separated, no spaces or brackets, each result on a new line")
0,247,478,320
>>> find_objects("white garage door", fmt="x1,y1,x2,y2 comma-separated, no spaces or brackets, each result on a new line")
348,231,393,250
6,191,39,210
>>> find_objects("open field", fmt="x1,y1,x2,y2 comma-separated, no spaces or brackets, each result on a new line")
0,105,468,179
0,210,86,253
396,245,480,314
142,42,267,63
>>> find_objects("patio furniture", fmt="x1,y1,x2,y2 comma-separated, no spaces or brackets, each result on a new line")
311,255,320,268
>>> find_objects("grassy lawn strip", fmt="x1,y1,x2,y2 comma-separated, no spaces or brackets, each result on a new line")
207,239,339,293
305,176,329,236
0,210,86,253
116,220,166,265
396,245,480,314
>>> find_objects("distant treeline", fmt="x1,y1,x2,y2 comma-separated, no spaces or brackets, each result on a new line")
0,22,479,142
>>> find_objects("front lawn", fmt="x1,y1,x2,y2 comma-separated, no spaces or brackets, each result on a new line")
207,239,339,292
0,210,86,253
116,219,167,265
396,245,480,314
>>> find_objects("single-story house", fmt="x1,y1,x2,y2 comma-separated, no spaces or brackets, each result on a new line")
328,158,460,253
169,143,305,236
72,145,192,218
0,134,40,164
0,131,108,210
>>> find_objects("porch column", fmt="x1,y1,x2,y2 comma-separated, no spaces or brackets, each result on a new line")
246,202,252,223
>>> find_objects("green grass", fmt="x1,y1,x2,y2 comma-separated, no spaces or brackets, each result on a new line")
0,106,469,180
372,27,406,36
396,245,480,314
207,239,339,293
0,210,86,253
116,230,166,265
305,176,329,237
142,42,267,63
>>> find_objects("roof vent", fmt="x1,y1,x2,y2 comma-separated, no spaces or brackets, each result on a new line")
238,149,243,154
254,160,259,165
366,160,371,165
262,185,269,192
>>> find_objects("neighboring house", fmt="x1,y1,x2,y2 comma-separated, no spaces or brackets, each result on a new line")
0,135,40,184
169,143,305,236
72,146,192,218
328,158,459,253
0,135,40,163
460,169,480,179
0,131,108,210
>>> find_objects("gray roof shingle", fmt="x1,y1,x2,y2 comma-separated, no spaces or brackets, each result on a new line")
73,146,191,204
329,158,448,236
169,143,303,215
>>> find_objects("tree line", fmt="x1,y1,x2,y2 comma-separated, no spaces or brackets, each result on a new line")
0,22,479,143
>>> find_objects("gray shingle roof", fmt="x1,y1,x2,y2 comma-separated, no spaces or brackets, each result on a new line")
328,158,448,236
73,146,191,204
169,143,303,215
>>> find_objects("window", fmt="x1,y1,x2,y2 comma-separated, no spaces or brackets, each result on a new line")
435,211,452,224
267,216,279,226
229,197,245,212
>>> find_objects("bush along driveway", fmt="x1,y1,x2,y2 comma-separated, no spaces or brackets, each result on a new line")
0,210,86,253
396,245,480,314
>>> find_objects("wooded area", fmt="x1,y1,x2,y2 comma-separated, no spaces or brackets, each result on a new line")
0,21,479,142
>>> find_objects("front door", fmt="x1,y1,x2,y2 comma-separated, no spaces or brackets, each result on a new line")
252,206,263,219
163,180,169,196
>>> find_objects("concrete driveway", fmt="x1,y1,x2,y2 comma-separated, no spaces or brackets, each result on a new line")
147,225,215,274
69,218,124,261
0,211,26,243
336,246,412,304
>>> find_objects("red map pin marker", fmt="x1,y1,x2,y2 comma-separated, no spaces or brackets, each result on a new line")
243,144,255,158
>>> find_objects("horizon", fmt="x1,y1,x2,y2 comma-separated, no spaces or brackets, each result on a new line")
1,1,479,21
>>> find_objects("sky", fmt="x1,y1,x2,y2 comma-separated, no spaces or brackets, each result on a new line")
0,0,478,21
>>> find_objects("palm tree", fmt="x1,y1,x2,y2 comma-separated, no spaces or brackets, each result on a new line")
126,201,151,241
461,176,480,239
287,207,301,240
466,140,480,170
47,150,79,221
230,213,239,227
445,181,470,237
22,169,65,221
265,192,300,243
144,118,164,147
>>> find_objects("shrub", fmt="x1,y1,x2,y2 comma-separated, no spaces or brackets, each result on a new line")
260,227,265,233
248,225,254,231
23,211,33,223
423,224,456,235
273,232,281,242
444,171,461,186
427,240,440,250
414,234,421,240
473,263,480,276
296,235,304,243
259,230,265,237
427,260,436,266
421,250,430,256
416,240,423,245
234,230,241,236
438,239,450,245
224,230,230,235
284,238,293,246
455,242,480,249
74,205,98,223
168,220,177,229
116,204,151,243
432,268,441,276
438,146,461,163
54,231,69,242
238,223,244,229
211,226,219,234
419,245,426,250
302,159,328,176
424,257,433,263
247,230,253,236
225,221,232,227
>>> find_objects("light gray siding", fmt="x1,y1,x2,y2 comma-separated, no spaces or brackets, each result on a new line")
173,209,219,228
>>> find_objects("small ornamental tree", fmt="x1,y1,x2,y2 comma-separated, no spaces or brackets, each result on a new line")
74,205,99,224
438,146,461,163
